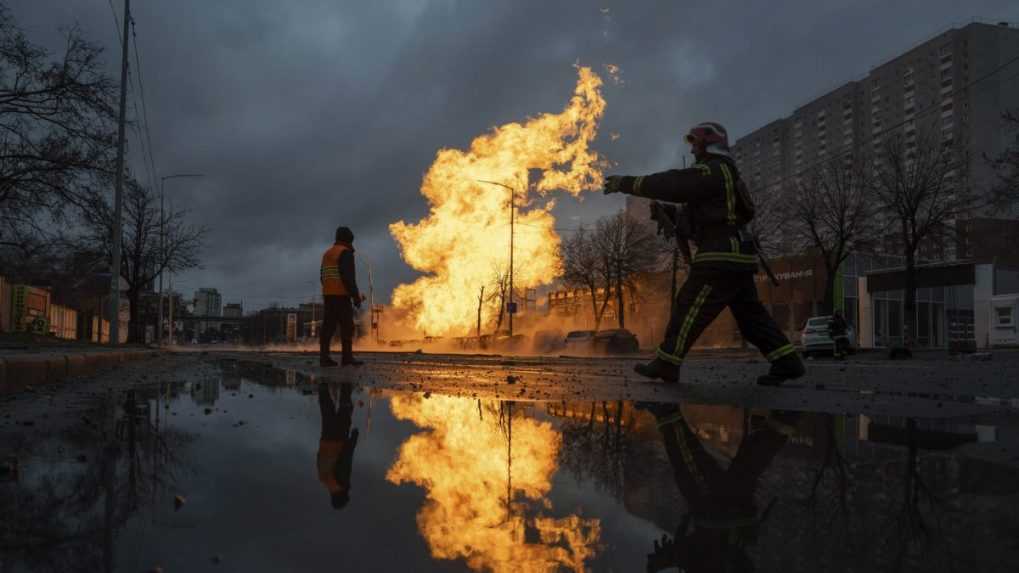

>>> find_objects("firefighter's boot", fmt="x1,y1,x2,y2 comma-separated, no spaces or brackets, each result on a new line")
633,358,679,384
341,339,364,367
757,353,805,386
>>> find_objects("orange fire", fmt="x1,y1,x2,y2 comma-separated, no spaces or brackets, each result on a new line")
390,66,607,335
386,394,602,571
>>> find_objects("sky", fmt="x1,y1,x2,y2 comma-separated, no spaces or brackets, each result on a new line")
10,0,1019,311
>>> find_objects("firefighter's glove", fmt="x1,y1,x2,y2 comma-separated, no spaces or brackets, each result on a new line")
603,175,630,195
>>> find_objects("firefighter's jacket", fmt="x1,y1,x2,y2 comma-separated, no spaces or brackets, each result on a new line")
320,242,360,298
618,155,758,272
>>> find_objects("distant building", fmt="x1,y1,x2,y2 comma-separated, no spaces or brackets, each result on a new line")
193,288,223,317
731,21,1019,239
223,302,243,318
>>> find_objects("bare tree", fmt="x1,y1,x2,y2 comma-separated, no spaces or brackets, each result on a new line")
0,4,117,264
987,110,1019,209
561,225,611,331
78,179,206,343
871,128,982,352
746,178,790,258
594,211,660,329
791,153,876,313
487,265,512,334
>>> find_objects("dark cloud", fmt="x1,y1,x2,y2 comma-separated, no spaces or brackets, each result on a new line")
10,0,1018,308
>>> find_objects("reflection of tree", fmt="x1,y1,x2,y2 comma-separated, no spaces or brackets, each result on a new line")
879,418,955,573
555,400,635,500
1,386,189,572
804,414,850,533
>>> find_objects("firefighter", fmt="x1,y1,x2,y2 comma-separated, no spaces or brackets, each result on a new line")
604,122,805,385
829,309,849,360
320,226,364,367
641,402,793,572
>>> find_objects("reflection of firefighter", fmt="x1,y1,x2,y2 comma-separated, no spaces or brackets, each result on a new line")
317,382,359,510
319,226,364,367
604,122,804,385
642,403,794,572
829,310,849,360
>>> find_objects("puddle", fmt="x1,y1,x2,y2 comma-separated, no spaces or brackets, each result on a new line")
3,361,1019,572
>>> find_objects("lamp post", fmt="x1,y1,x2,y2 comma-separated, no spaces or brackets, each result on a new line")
158,173,203,345
477,179,519,338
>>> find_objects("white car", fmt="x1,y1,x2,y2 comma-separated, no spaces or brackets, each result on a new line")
800,315,856,357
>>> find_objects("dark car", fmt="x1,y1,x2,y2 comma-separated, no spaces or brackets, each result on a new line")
563,330,596,353
593,329,640,354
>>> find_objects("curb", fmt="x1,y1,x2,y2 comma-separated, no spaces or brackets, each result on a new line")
0,349,162,395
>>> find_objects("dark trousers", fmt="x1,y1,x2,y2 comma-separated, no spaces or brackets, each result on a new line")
657,267,795,365
320,295,354,359
658,411,788,517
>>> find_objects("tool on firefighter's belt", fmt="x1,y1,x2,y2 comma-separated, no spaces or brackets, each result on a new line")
649,201,693,266
751,234,780,286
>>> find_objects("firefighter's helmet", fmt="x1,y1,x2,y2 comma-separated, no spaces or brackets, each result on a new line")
685,122,731,158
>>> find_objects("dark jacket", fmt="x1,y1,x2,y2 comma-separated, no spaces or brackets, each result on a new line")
619,155,758,272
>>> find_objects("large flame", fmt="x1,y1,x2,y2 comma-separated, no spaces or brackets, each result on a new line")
390,66,607,335
386,395,601,572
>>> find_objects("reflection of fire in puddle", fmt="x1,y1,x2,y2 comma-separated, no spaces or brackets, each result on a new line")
386,394,601,571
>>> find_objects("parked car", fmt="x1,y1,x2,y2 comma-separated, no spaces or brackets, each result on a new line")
532,329,566,353
493,333,528,352
593,328,640,354
563,330,596,353
800,315,856,356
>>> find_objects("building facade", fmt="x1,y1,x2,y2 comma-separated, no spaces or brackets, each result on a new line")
732,22,1019,225
193,288,223,317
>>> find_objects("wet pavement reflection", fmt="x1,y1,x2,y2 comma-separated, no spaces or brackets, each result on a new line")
2,359,1019,572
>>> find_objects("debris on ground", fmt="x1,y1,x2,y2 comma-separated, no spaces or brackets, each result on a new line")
174,495,187,511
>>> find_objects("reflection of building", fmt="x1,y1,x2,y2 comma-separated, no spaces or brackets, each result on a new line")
191,380,220,405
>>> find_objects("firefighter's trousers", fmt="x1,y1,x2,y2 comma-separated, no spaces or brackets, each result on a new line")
656,266,796,366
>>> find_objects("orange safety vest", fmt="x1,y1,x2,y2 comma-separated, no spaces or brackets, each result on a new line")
320,243,351,296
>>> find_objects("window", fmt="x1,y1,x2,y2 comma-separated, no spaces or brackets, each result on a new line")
995,306,1015,328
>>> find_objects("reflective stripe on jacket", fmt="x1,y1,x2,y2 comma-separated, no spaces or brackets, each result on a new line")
627,155,758,272
321,243,350,296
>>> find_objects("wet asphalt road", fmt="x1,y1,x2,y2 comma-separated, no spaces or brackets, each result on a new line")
2,351,1019,572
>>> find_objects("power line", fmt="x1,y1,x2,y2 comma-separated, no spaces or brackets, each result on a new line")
747,50,1019,193
105,0,122,47
130,18,160,192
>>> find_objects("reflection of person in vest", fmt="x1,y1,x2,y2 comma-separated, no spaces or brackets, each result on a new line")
643,403,794,573
319,226,364,367
317,382,359,510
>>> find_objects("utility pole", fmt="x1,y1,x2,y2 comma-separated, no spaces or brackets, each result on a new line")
109,0,130,346
509,185,514,338
477,179,518,338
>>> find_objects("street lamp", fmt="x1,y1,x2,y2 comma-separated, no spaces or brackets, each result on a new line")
159,173,204,345
478,179,520,338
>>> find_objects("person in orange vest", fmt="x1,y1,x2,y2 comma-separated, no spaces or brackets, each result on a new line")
320,226,364,367
317,382,359,510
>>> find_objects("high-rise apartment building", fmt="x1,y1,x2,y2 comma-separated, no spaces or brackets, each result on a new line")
194,288,223,317
733,22,1019,242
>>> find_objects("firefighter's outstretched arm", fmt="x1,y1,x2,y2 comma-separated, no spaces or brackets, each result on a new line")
603,165,718,203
